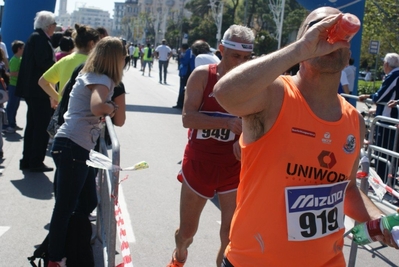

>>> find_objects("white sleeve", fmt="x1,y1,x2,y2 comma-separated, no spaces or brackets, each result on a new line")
340,71,349,86
194,57,201,68
0,43,8,58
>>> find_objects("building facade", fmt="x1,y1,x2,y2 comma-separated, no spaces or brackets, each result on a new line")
112,2,126,37
56,0,190,45
58,0,67,16
114,0,190,45
56,4,113,34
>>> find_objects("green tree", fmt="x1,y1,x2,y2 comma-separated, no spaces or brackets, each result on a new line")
184,0,219,47
248,0,306,53
361,0,399,76
166,0,306,54
184,0,235,48
227,0,240,23
165,18,182,49
254,31,277,56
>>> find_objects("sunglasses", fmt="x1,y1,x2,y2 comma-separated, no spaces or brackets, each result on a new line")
307,19,323,29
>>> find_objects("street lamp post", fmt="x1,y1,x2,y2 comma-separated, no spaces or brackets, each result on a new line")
209,0,224,47
155,11,160,45
268,0,285,49
179,0,185,49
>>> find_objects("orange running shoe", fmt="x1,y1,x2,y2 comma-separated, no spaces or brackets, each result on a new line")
166,250,187,267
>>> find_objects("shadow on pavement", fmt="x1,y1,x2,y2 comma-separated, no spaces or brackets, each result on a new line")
344,242,398,266
3,132,23,142
11,172,54,200
27,223,105,267
210,195,220,210
126,104,182,115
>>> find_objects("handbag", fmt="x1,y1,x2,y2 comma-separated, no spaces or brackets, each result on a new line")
46,64,84,138
28,213,94,267
47,105,61,138
0,89,8,104
27,235,49,267
0,78,8,104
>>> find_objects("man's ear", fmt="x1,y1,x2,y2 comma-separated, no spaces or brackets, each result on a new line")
218,43,224,55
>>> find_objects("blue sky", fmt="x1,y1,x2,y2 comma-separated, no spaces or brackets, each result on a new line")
0,0,115,16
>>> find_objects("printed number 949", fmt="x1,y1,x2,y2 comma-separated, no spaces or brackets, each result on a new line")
202,129,231,141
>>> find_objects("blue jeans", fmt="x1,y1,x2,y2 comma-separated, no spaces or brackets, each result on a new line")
158,60,169,82
6,84,20,127
142,60,152,72
48,137,97,261
0,107,3,152
176,74,189,107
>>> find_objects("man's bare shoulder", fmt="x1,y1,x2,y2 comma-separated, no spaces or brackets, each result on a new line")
193,64,211,74
189,65,211,82
243,77,286,142
186,65,211,93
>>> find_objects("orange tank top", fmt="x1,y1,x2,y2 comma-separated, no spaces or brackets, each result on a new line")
225,76,360,266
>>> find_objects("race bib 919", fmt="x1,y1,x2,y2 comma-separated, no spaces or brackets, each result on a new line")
285,181,349,241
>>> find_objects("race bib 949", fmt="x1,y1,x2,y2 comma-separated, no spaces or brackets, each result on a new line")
195,111,237,142
285,181,349,241
196,128,235,142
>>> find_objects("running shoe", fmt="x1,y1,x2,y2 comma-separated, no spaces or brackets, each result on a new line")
166,250,186,267
4,126,15,133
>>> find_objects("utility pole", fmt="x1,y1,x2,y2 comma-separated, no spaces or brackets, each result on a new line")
209,0,224,47
268,0,285,49
244,0,247,26
155,11,160,45
178,0,185,48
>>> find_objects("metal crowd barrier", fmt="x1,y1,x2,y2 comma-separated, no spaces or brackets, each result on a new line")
92,115,121,267
342,94,399,267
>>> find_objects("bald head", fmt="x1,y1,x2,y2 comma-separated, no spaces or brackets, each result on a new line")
297,7,341,40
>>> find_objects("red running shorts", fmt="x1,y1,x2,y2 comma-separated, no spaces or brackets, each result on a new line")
177,157,240,198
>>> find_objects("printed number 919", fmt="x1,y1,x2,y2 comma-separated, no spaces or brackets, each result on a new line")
300,207,339,238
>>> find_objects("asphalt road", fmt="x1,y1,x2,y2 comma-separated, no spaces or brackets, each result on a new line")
0,59,398,266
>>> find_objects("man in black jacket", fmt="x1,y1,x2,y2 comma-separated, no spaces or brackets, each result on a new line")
359,53,399,182
16,10,57,172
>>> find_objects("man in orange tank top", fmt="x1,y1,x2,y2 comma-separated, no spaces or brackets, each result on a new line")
214,6,398,267
166,25,254,267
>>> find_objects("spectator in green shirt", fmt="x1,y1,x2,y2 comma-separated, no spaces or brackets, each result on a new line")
5,40,24,133
142,43,154,76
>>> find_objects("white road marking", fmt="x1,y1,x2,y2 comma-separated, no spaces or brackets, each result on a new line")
0,226,10,237
118,185,136,243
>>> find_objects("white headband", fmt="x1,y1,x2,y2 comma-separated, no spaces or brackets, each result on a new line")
221,39,253,52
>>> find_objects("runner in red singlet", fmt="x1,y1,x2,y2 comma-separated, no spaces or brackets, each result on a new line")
166,25,254,267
